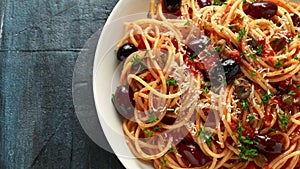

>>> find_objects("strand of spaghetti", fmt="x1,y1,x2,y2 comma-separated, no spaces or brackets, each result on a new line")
128,74,183,98
134,127,172,159
215,149,233,169
268,62,300,82
268,143,297,168
272,150,300,169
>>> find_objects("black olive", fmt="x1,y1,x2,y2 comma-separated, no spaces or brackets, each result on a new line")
117,43,138,61
197,0,212,8
236,86,251,100
244,2,278,19
113,85,135,119
289,12,300,27
222,59,240,81
178,141,210,167
163,0,181,13
253,135,283,154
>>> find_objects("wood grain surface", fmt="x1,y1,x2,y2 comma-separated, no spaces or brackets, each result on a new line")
0,0,125,168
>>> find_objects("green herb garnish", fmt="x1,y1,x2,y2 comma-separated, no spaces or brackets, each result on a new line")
166,78,177,86
247,114,255,123
153,125,163,131
148,110,159,123
184,20,191,26
295,56,299,60
144,129,154,137
274,59,284,69
215,45,221,53
161,156,166,168
213,0,227,5
238,27,247,43
240,100,249,110
288,90,296,96
131,55,142,65
111,94,115,103
277,113,290,127
262,91,272,104
256,44,263,56
250,71,256,77
198,127,215,146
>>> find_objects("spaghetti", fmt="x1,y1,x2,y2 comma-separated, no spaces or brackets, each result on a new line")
112,0,300,168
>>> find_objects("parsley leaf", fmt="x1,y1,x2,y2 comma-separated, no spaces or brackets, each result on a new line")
148,110,159,123
215,45,221,53
256,44,263,56
240,100,249,110
203,85,210,94
161,156,166,168
153,125,163,131
144,129,154,137
248,114,255,122
168,147,177,153
213,0,227,5
274,59,284,69
131,55,142,65
238,27,246,43
166,78,177,86
250,71,256,77
277,113,290,127
243,0,248,4
184,20,191,26
288,90,296,96
111,94,115,103
295,56,299,60
239,146,258,161
262,91,272,104
198,127,215,146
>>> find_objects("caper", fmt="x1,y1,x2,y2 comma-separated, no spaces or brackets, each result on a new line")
282,94,293,105
236,85,251,100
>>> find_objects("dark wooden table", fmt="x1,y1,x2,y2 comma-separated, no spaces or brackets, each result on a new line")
0,0,125,168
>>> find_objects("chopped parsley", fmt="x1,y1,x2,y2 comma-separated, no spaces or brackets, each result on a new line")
248,54,257,60
298,34,300,38
294,56,299,60
166,78,177,86
236,120,259,161
238,27,247,43
189,52,198,61
262,91,272,104
274,59,284,69
148,110,159,123
239,146,258,162
256,44,263,56
243,0,248,4
277,113,290,127
131,55,142,65
213,0,227,5
153,125,163,131
161,156,166,168
297,84,300,89
215,45,221,53
250,71,256,77
247,114,255,122
288,90,296,96
240,100,249,110
288,37,294,44
144,129,154,137
184,20,191,26
203,85,210,94
168,147,177,153
111,94,115,103
269,128,276,133
198,127,215,146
